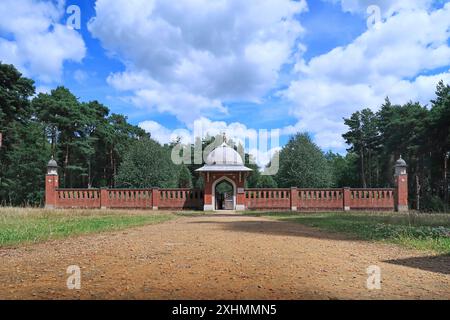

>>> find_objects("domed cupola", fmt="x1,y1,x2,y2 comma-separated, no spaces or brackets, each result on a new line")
206,142,244,166
196,140,252,172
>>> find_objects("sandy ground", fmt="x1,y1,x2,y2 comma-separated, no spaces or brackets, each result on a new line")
0,214,449,300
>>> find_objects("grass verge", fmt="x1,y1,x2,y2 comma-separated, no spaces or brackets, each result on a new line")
0,208,175,247
245,211,450,254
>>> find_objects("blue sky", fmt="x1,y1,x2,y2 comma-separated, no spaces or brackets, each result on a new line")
1,0,450,166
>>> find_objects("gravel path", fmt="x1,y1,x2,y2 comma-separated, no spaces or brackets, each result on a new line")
1,214,449,300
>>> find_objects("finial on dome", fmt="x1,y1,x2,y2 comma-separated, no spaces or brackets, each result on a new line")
223,132,227,144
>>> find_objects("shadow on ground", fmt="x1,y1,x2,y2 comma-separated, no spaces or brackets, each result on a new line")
188,217,450,275
383,254,450,275
188,217,358,242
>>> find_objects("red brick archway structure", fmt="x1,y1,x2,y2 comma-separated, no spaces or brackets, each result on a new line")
196,142,252,211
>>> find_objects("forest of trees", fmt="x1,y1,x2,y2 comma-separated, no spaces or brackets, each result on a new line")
1,62,450,211
338,81,450,211
0,63,148,205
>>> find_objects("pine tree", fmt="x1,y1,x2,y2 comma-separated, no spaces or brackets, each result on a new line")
178,164,193,188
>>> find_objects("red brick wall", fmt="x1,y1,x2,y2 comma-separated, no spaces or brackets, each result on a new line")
55,189,101,209
297,189,344,211
245,187,396,212
158,189,204,210
46,175,401,212
245,189,291,210
52,188,203,210
348,189,395,211
106,189,153,209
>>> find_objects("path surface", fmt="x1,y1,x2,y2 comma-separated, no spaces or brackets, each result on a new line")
1,214,449,300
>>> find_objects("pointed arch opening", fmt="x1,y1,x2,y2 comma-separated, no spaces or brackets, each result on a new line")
212,176,236,210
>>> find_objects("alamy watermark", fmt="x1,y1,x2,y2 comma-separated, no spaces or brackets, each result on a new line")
66,5,81,30
367,5,382,29
169,123,280,175
366,265,381,290
66,265,81,290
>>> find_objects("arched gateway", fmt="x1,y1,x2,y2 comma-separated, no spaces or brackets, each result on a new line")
196,142,252,211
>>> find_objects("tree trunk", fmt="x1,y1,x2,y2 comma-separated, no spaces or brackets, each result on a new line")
415,174,420,211
368,149,372,187
444,152,448,210
51,126,57,157
360,147,367,188
64,144,69,188
110,147,114,187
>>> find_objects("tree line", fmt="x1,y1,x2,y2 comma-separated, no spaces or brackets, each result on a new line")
0,63,272,205
0,63,148,205
339,81,450,211
1,62,450,211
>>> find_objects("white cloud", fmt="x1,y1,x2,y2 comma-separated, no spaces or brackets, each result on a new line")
89,0,307,124
73,69,88,83
139,120,192,145
0,0,86,83
281,2,450,152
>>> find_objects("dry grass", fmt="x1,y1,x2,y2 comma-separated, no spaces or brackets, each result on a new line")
0,207,176,247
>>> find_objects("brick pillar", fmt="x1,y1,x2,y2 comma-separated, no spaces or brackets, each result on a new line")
45,157,59,209
100,188,109,209
45,174,59,209
394,157,408,212
343,188,351,211
152,188,159,210
395,175,408,212
203,173,214,211
290,187,298,211
235,174,246,211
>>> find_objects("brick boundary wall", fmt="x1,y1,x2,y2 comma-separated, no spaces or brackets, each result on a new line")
45,156,408,212
245,188,396,212
51,188,204,210
47,185,398,212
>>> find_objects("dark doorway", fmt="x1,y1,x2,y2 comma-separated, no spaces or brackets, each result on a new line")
215,180,234,210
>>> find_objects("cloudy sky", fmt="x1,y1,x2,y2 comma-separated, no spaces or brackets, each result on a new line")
1,0,450,161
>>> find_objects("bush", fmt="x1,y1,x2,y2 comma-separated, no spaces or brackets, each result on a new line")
421,195,447,213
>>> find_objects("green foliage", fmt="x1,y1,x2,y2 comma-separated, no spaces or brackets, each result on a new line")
275,133,332,188
178,164,193,188
244,153,260,188
0,122,49,205
342,81,450,211
195,176,205,189
343,108,380,188
3,59,450,210
33,87,146,188
216,180,233,194
116,138,179,188
0,62,146,205
256,175,278,188
0,63,45,206
421,195,447,213
326,152,359,187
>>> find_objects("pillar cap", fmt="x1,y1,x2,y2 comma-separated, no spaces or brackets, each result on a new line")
395,155,407,167
47,156,58,169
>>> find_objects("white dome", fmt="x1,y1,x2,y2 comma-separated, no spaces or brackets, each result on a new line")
206,143,244,166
